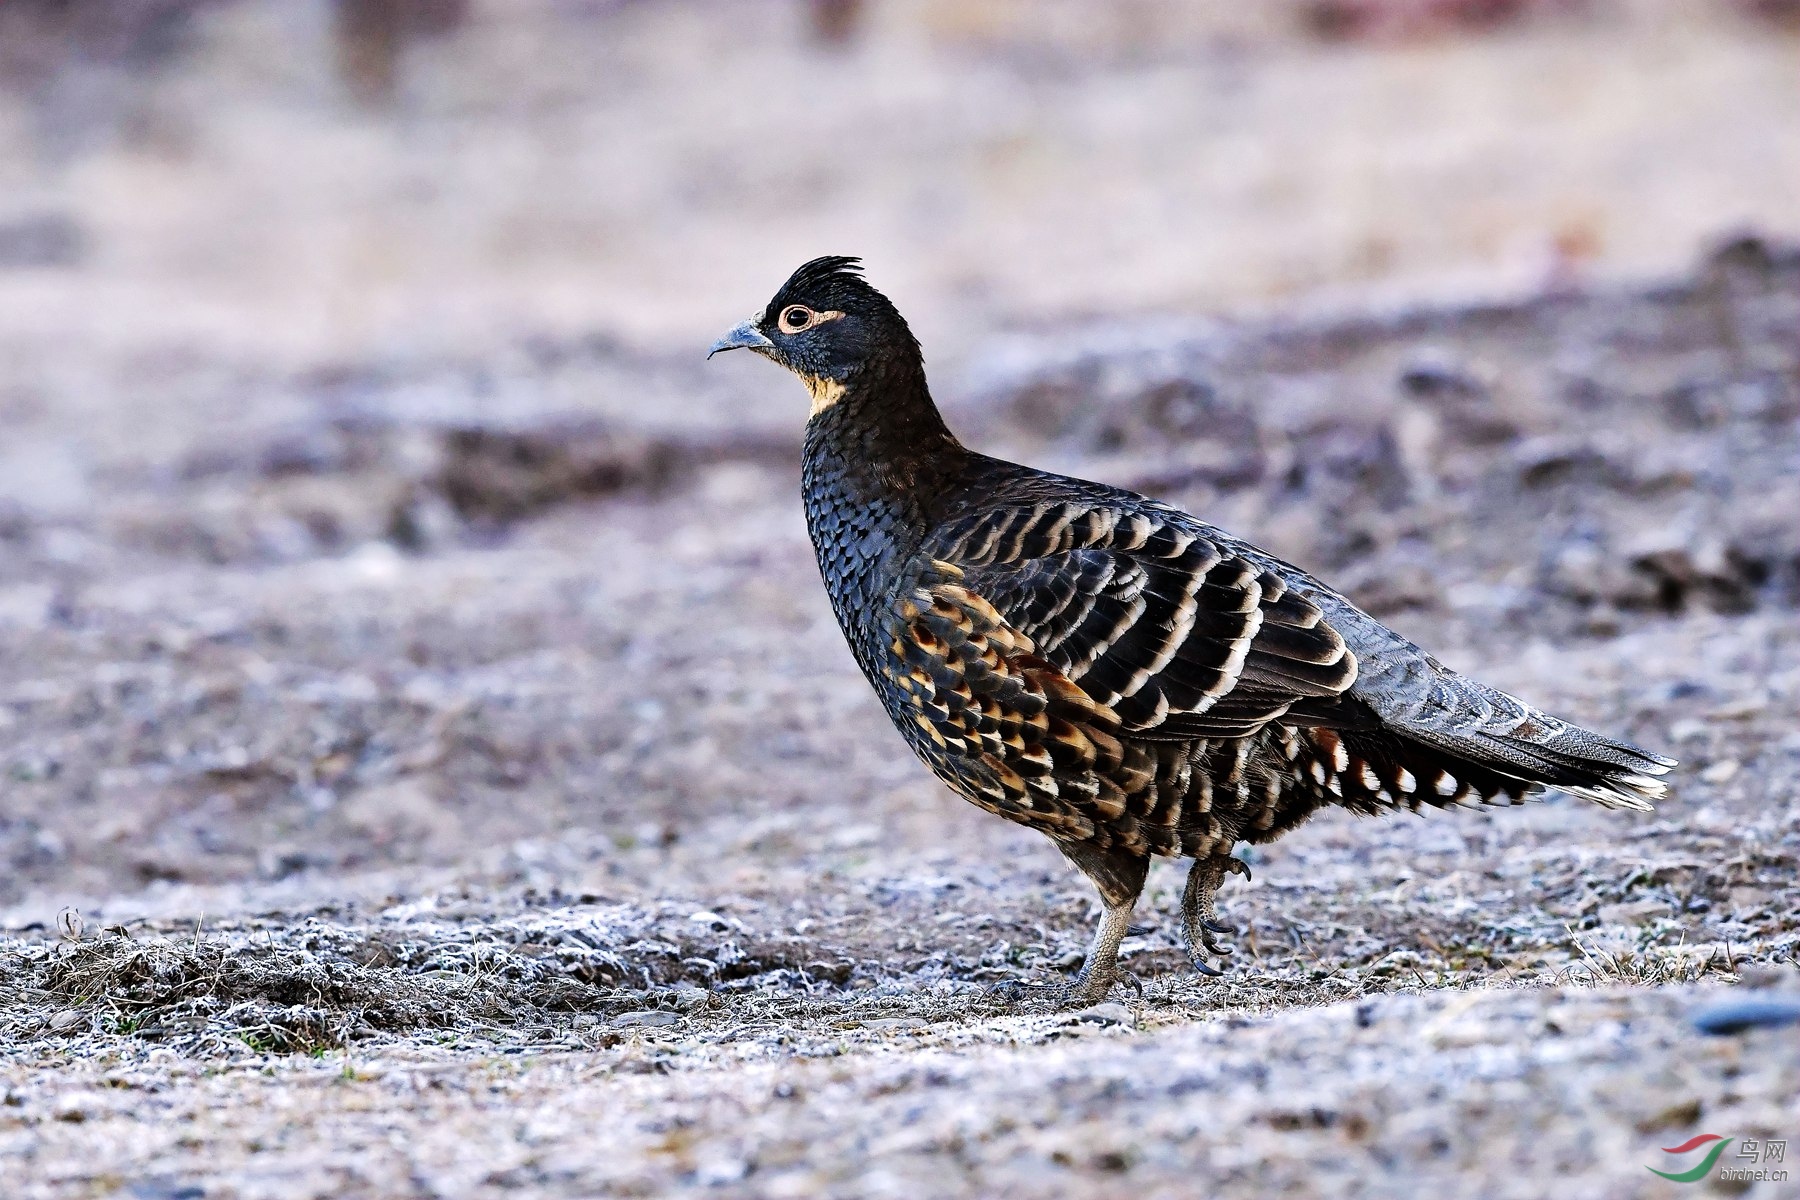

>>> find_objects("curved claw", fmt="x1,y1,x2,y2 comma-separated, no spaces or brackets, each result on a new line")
1225,857,1253,883
1200,918,1233,935
1187,954,1225,978
1199,927,1235,958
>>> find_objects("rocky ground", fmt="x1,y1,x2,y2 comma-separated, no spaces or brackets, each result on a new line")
1,240,1797,1197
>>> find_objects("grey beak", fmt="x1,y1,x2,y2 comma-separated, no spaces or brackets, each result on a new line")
708,319,774,359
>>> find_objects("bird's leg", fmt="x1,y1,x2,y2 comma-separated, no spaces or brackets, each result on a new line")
1064,891,1138,1005
1182,853,1251,977
988,894,1140,1006
994,839,1149,1007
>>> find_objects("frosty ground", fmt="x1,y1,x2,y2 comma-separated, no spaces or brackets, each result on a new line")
1,240,1797,1198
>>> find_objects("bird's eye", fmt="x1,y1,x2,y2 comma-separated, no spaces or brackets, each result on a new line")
779,306,813,333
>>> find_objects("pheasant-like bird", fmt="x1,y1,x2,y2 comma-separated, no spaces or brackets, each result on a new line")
710,257,1675,1003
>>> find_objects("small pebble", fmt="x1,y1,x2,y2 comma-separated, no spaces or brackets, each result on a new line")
1066,1002,1135,1029
694,1157,749,1185
47,1010,86,1033
1699,759,1740,785
1598,900,1671,926
1708,698,1767,720
611,1010,682,1028
1690,995,1800,1036
126,1181,206,1200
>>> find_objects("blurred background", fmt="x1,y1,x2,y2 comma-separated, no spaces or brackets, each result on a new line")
1,0,1797,371
0,0,1795,913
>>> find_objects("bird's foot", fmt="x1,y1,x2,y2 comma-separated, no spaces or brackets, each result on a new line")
1181,853,1250,978
991,964,1140,1008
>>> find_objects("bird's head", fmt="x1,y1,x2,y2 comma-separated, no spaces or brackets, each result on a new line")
708,256,921,416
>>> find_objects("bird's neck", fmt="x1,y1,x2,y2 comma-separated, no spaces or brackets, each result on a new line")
800,359,963,646
802,357,962,506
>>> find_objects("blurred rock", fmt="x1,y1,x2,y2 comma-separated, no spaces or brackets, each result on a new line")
1398,348,1516,445
0,213,84,269
435,421,678,525
1290,419,1411,511
1397,347,1487,402
331,0,469,108
810,0,864,45
1065,1002,1135,1029
1736,964,1800,990
1625,535,1762,615
611,1010,682,1029
1511,437,1613,490
1690,995,1800,1035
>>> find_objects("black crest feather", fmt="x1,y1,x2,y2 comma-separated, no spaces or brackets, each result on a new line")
782,255,864,292
765,256,888,325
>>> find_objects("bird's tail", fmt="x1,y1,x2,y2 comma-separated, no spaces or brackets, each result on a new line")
1420,676,1672,811
1462,717,1675,811
1315,677,1676,814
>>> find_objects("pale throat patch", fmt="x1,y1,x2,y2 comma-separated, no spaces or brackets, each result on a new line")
804,375,847,416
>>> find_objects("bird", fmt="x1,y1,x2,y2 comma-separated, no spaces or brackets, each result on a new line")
709,256,1675,1004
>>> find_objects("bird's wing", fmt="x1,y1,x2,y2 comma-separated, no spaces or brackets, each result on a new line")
922,499,1358,740
882,560,1203,855
919,492,1671,810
